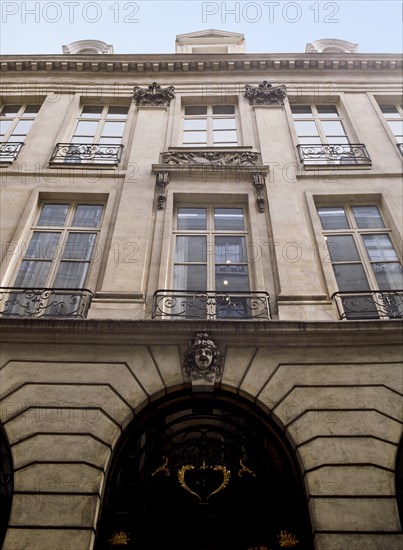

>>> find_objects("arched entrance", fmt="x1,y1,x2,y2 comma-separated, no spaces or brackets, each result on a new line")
0,425,13,548
95,393,313,549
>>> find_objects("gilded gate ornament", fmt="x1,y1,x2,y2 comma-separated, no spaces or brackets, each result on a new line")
277,530,299,547
108,531,130,545
177,461,231,502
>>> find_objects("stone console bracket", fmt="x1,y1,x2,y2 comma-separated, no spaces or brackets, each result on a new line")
153,151,269,212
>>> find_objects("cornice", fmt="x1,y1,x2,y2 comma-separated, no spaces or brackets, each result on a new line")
0,318,401,347
0,53,401,74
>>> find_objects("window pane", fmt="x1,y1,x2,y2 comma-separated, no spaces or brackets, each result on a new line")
331,136,350,145
317,207,349,230
183,131,207,144
322,120,346,136
215,266,249,291
333,264,370,291
177,208,207,230
387,120,403,136
62,233,97,260
380,105,399,116
352,206,384,229
326,235,360,261
362,234,398,261
317,105,338,117
98,137,123,146
22,105,41,116
37,204,69,226
213,130,237,143
81,106,103,117
107,106,129,118
213,118,236,130
213,105,235,115
26,232,61,260
185,106,207,115
53,262,89,288
175,236,206,262
291,105,313,117
14,260,52,287
70,136,91,144
298,136,322,145
0,120,13,136
173,265,206,290
10,120,32,136
74,120,98,137
72,205,103,228
372,263,403,290
214,208,244,230
294,121,319,136
101,121,126,137
1,105,21,116
183,119,207,131
215,236,246,263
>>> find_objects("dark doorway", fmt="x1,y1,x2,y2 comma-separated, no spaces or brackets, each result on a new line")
95,393,313,550
0,425,13,548
396,435,403,530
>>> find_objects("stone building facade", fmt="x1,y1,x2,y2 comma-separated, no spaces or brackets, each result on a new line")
0,30,402,550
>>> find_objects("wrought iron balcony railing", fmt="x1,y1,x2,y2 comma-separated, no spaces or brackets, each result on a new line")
297,144,371,167
398,143,403,155
0,288,93,319
50,143,124,165
152,290,271,320
0,142,24,163
332,290,403,320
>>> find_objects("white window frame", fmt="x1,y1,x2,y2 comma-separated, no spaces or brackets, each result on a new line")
287,99,370,168
172,204,250,291
0,103,41,142
13,201,104,290
290,103,350,145
0,103,42,163
378,102,403,148
52,102,131,165
182,104,239,147
70,105,129,145
313,199,403,319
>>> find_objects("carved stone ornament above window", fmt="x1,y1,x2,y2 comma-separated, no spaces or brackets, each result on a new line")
183,332,223,391
133,82,175,107
244,81,287,106
162,151,259,166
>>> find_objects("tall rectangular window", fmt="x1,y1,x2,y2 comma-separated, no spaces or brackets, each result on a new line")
317,205,403,319
1,203,104,318
171,206,252,318
14,203,104,289
292,104,349,146
291,104,370,167
0,104,42,162
379,104,403,148
52,105,129,165
183,105,238,147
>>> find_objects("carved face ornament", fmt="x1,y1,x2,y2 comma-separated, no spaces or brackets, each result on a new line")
194,347,213,370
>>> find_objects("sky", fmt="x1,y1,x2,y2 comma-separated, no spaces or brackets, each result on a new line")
0,0,402,55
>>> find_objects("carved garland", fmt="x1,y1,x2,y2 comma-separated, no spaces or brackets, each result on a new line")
161,151,259,166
